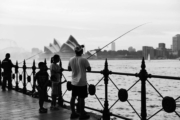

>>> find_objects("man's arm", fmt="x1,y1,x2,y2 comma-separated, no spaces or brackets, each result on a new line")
86,66,91,72
68,61,72,71
85,59,91,72
35,74,42,91
10,60,16,67
68,66,72,71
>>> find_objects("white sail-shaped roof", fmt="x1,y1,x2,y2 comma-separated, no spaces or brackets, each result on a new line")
44,36,81,54
49,43,57,52
60,43,74,53
49,43,59,52
66,35,80,47
44,46,56,53
49,43,53,47
54,39,61,48
53,44,60,52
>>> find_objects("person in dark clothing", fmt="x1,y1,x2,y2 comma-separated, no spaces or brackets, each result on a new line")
35,62,49,113
1,53,15,91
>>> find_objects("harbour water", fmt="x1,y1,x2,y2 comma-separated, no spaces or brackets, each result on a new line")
14,59,180,120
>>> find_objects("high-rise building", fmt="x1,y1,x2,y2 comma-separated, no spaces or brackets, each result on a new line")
128,46,136,52
172,34,180,52
142,46,154,59
111,42,116,51
158,43,165,50
156,43,167,58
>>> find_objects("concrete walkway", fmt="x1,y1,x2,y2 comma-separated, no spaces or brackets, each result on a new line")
0,90,100,120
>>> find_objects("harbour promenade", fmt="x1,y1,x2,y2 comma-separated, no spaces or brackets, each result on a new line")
0,58,180,120
0,89,100,120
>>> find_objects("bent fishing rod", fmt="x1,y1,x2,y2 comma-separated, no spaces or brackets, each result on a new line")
86,22,151,59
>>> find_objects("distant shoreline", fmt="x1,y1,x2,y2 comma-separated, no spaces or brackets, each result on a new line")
12,58,179,64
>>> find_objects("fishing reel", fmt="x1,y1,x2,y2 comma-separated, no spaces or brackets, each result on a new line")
67,81,72,91
88,84,96,95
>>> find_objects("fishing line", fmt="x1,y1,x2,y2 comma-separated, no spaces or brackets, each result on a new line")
86,22,151,59
18,51,43,64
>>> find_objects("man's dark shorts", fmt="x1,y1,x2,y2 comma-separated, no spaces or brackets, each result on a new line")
72,85,88,98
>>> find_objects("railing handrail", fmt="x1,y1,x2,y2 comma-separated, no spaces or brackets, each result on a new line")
16,67,180,81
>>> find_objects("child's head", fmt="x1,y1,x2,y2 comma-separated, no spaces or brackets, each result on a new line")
53,54,60,63
38,62,47,71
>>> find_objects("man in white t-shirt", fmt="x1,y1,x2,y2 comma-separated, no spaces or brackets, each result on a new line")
68,45,91,119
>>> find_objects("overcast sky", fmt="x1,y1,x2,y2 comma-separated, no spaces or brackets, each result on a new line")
0,0,180,52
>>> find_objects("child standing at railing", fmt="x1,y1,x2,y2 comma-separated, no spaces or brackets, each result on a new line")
35,62,49,113
50,54,62,110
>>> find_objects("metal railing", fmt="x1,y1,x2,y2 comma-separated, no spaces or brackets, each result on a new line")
0,58,180,120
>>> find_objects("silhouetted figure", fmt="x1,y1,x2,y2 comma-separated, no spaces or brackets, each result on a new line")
35,62,49,113
68,45,91,119
50,56,54,63
1,53,15,91
50,54,62,110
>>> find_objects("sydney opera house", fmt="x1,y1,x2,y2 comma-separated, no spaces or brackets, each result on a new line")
39,35,94,60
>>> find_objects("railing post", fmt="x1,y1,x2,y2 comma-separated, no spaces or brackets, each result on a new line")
32,60,36,93
23,60,27,94
0,60,1,85
102,59,110,120
139,57,147,120
58,59,63,106
15,61,19,91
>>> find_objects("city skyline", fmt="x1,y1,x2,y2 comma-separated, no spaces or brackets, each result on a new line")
0,35,177,52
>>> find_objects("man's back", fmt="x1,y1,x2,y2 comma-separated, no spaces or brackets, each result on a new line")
2,58,13,74
35,71,49,88
69,56,90,86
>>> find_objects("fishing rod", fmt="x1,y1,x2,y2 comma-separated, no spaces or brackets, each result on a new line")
86,22,151,59
18,51,43,64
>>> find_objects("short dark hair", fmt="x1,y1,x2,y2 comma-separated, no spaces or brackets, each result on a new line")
5,53,10,58
74,45,84,55
38,62,45,68
75,49,83,55
53,54,60,59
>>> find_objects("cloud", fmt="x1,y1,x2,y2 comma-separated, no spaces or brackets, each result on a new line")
1,0,179,26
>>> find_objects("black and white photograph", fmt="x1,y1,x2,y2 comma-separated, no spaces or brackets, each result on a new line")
0,0,180,120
